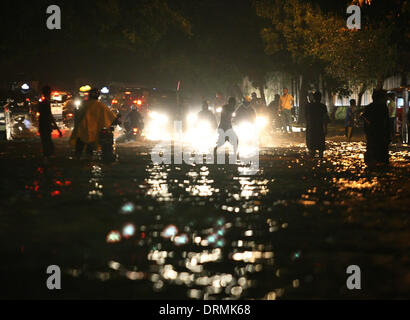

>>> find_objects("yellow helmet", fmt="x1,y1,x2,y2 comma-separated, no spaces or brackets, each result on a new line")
244,96,252,103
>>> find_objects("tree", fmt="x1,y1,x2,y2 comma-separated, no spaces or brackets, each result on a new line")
254,0,401,107
255,0,338,107
309,24,397,105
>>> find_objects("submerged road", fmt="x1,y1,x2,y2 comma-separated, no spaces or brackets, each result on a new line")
0,131,409,300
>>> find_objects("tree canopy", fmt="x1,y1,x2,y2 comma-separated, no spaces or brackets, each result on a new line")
254,0,409,104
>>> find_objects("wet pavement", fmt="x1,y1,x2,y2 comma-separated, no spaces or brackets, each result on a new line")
0,130,409,300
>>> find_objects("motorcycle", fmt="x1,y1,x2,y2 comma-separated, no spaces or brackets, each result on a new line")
11,115,31,138
63,110,75,129
99,127,116,163
99,116,122,163
126,126,142,140
119,110,144,142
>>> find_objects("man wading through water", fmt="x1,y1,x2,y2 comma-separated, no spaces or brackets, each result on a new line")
70,88,117,159
305,92,329,158
214,97,239,162
362,90,391,167
38,86,62,161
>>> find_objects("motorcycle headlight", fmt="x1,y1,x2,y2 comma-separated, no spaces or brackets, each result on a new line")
235,122,258,142
256,116,268,129
145,112,171,141
237,122,255,134
197,121,211,131
187,120,216,150
187,113,198,124
149,112,168,125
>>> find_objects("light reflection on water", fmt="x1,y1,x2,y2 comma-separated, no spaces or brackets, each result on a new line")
58,141,410,299
88,165,104,199
146,164,173,201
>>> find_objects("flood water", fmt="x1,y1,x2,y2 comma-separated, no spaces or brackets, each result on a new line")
1,137,409,300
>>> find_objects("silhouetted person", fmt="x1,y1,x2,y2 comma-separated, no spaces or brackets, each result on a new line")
300,92,314,127
269,94,281,130
345,99,356,142
305,91,329,158
70,88,117,159
250,92,258,106
269,94,280,113
362,90,390,166
197,100,217,130
249,92,264,113
124,105,144,133
235,96,257,124
38,86,62,159
215,97,239,158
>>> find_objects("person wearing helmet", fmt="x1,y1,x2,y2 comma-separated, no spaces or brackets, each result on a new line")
70,88,118,159
124,105,144,135
234,96,257,124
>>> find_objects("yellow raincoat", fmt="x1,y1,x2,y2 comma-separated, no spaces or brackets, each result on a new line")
70,100,117,147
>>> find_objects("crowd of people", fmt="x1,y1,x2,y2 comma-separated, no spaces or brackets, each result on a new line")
209,88,394,167
37,84,398,168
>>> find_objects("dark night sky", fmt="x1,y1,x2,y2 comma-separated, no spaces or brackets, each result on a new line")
0,0,402,92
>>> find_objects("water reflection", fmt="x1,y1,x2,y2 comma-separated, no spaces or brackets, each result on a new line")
88,165,103,199
146,164,173,201
61,141,410,299
186,167,216,197
92,160,287,300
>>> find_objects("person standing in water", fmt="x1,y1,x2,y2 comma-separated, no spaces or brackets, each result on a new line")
214,97,239,160
362,90,390,166
38,86,62,160
305,91,329,158
70,88,118,159
279,88,294,133
197,100,217,130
